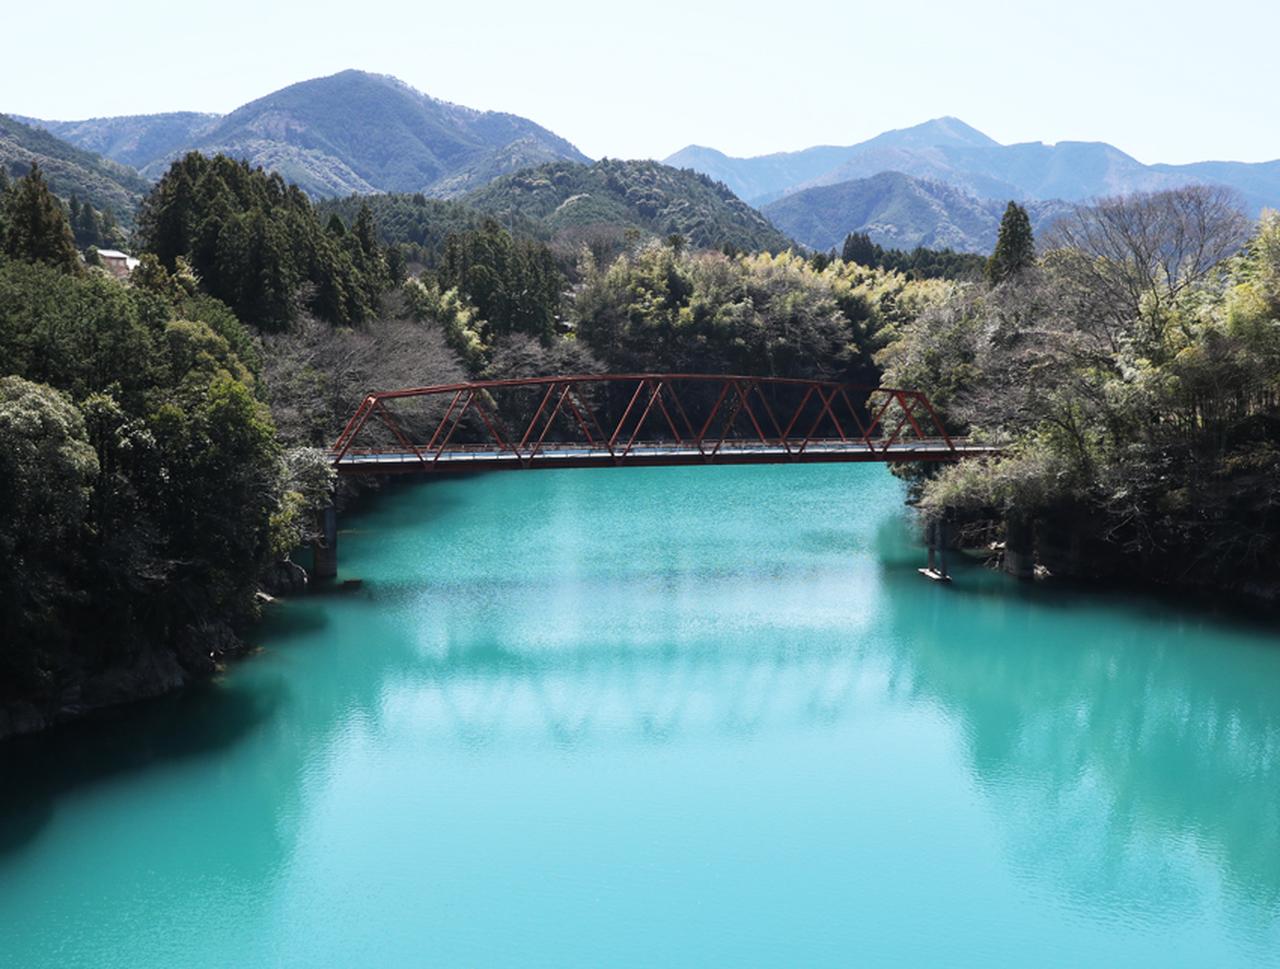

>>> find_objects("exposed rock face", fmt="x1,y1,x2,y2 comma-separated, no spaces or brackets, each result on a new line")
262,559,310,597
0,630,229,742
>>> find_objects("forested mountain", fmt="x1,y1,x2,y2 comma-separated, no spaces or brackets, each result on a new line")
17,112,219,170
667,118,1280,214
763,172,1073,253
461,159,792,255
666,118,997,204
0,114,150,224
23,71,589,199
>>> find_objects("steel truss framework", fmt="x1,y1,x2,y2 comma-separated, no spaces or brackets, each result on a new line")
330,373,993,474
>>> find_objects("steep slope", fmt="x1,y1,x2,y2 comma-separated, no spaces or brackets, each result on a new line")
18,112,219,170
762,172,1072,253
154,70,587,197
0,114,150,221
462,159,792,252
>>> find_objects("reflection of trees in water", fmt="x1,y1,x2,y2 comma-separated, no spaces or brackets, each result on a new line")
374,554,1280,934
875,568,1280,924
6,525,1278,950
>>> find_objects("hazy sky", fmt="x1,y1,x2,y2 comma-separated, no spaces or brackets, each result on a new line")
4,0,1276,164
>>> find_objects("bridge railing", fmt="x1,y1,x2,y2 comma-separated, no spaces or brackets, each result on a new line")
330,373,958,469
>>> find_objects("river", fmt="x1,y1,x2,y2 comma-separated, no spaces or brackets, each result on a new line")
1,464,1278,967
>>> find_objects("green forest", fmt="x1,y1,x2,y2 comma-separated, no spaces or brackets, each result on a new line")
2,146,1278,734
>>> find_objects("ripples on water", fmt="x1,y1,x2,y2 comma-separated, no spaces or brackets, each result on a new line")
1,465,1278,967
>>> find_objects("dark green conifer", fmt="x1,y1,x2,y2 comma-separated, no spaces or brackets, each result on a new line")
841,232,882,267
986,202,1035,284
2,163,80,273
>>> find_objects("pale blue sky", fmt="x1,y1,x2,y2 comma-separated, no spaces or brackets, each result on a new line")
3,0,1276,164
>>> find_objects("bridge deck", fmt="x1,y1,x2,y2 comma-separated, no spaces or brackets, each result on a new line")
334,439,995,474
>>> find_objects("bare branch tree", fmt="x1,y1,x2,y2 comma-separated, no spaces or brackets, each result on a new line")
1045,185,1250,345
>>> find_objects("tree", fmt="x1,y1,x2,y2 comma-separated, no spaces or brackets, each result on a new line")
440,219,562,343
842,232,881,267
138,152,380,329
1046,186,1249,349
0,376,99,682
987,202,1035,284
2,163,80,274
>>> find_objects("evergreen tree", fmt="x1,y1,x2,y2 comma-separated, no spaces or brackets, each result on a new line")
987,201,1035,284
841,232,882,267
353,203,378,257
2,164,80,274
138,153,381,329
0,167,10,259
75,200,103,248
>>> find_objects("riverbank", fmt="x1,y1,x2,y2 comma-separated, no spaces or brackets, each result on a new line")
0,621,249,741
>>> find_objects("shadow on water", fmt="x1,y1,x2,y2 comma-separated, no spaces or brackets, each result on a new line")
874,546,1280,918
0,676,285,858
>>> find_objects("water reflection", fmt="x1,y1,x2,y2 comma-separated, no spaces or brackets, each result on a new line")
1,464,1278,967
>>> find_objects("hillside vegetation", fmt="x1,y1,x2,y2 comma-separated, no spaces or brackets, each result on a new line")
462,159,792,256
0,114,150,224
22,112,219,170
883,186,1280,598
763,172,1072,253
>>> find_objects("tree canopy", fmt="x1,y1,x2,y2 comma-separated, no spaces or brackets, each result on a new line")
137,152,389,329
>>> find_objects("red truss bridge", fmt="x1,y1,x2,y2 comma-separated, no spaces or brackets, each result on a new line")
329,373,996,475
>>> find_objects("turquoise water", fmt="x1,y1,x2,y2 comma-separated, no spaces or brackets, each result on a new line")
2,464,1279,967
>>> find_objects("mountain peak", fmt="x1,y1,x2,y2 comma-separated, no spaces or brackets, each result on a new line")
861,117,999,151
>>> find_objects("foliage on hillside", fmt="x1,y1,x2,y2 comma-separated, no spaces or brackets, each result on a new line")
0,168,325,714
25,112,219,170
0,114,149,226
462,159,792,259
881,186,1280,596
572,244,949,384
762,171,1071,254
316,193,517,267
138,153,389,329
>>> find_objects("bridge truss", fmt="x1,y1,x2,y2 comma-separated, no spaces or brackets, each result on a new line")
330,373,993,475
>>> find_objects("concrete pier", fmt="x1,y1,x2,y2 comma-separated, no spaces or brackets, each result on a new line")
313,506,338,580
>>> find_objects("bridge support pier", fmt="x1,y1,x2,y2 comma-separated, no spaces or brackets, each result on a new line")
312,506,338,581
919,517,951,582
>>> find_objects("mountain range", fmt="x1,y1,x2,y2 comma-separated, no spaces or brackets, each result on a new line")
5,72,1280,255
664,118,1280,217
16,70,588,199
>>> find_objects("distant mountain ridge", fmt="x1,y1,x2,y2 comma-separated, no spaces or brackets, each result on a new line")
666,118,1280,215
761,171,1073,253
19,71,590,199
0,113,151,222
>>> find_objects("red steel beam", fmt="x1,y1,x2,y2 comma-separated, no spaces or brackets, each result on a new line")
329,373,969,471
